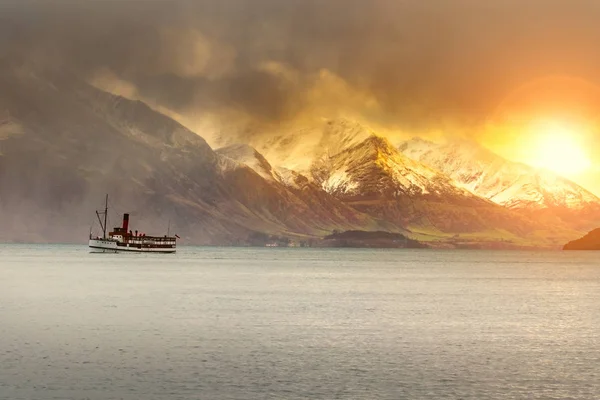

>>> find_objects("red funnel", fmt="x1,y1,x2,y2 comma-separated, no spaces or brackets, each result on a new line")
122,213,129,233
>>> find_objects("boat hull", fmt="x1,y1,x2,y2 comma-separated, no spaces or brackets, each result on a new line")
88,239,176,254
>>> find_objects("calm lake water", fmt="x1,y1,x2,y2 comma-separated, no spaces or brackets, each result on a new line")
1,244,599,399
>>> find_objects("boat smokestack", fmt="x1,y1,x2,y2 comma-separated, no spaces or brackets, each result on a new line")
122,213,130,233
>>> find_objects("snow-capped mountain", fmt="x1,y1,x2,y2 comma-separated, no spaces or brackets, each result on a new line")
310,134,549,236
313,135,479,200
399,137,600,210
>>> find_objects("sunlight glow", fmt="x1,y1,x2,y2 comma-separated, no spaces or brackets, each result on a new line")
528,120,591,175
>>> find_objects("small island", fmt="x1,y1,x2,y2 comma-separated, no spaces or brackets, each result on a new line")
563,229,600,250
320,230,427,249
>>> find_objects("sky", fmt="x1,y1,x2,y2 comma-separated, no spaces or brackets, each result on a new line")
3,0,600,192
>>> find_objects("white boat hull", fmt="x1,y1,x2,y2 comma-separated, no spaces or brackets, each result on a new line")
88,239,176,254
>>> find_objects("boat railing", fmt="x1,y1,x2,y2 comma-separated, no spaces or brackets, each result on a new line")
110,235,176,243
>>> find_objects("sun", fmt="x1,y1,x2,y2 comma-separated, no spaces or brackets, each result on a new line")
528,120,591,176
485,75,599,180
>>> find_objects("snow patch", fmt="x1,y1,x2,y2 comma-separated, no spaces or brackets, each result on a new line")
322,170,359,194
275,167,301,189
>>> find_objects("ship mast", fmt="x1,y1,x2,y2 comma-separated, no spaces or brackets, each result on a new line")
103,194,108,239
95,194,109,239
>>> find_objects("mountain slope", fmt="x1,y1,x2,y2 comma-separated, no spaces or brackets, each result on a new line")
399,138,600,230
0,63,381,243
216,144,387,234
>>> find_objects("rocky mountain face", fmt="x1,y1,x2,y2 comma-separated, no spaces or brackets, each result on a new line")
312,135,475,199
0,64,382,244
399,138,600,231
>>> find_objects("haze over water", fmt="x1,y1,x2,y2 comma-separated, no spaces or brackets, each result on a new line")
1,245,599,399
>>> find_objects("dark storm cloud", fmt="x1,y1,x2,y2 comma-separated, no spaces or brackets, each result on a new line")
4,0,600,131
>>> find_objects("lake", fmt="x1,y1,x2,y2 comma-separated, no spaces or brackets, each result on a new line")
1,245,599,399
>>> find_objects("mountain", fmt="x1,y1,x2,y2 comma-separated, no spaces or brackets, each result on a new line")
400,138,600,230
563,229,600,250
214,121,577,246
215,143,387,234
0,63,381,244
309,134,563,243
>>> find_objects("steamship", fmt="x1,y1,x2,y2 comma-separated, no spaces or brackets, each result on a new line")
88,195,178,253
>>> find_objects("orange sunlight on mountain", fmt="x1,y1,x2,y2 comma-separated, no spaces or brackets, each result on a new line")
527,120,591,175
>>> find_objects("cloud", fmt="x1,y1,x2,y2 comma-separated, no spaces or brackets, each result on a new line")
132,27,238,80
4,0,600,140
89,68,140,100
